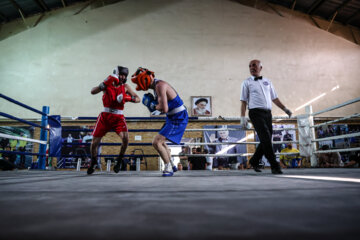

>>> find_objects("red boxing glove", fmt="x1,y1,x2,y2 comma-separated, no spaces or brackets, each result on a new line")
124,94,136,103
103,74,119,87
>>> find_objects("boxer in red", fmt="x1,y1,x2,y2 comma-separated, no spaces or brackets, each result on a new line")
87,66,140,175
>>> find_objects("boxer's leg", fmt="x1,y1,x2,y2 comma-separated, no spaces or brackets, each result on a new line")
153,134,173,177
114,131,129,173
87,136,102,175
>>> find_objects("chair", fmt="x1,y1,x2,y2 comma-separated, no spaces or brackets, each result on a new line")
131,148,148,170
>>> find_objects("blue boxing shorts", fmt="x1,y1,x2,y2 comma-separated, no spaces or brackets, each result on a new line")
159,110,188,145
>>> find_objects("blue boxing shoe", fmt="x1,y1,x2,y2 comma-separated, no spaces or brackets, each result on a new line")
162,163,174,177
172,166,178,172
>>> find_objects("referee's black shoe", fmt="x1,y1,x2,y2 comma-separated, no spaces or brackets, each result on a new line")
271,167,283,174
249,159,262,172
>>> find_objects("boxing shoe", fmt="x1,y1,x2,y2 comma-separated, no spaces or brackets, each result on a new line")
87,158,97,175
162,171,174,177
162,163,174,177
113,163,120,173
249,159,262,173
172,166,178,172
113,157,122,173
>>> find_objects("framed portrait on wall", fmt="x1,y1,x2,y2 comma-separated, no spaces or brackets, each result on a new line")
191,96,212,116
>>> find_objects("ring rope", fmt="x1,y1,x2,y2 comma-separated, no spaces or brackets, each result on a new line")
62,140,300,147
0,150,46,157
311,97,360,116
311,113,360,129
0,93,58,123
0,112,47,129
61,127,298,133
0,133,47,145
314,147,360,154
312,132,360,142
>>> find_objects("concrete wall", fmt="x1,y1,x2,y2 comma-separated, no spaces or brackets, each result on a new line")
1,0,359,119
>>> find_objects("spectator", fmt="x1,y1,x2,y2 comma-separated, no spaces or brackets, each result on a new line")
177,162,183,171
279,144,301,168
9,139,17,151
344,151,360,168
0,146,18,170
0,138,9,149
67,134,73,143
179,146,189,170
317,145,342,168
189,147,207,170
18,133,27,168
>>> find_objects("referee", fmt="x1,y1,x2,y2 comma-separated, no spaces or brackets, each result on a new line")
240,59,292,174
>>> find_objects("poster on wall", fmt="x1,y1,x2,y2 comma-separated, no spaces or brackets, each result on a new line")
203,125,247,170
191,96,212,116
259,124,297,166
0,126,34,168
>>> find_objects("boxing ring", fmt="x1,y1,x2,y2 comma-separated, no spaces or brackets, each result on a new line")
0,93,359,173
1,93,360,240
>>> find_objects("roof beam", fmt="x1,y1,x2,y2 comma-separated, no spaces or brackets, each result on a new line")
266,3,284,17
349,26,359,45
307,0,326,15
33,0,49,12
345,8,360,25
9,0,27,18
74,0,96,15
327,0,352,20
0,12,8,22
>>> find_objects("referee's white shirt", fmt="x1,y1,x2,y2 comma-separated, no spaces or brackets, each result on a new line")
240,76,278,110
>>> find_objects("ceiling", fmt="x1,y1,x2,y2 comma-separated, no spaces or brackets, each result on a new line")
0,0,359,29
267,0,360,29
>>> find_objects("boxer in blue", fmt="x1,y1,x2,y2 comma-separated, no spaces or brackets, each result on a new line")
131,67,188,176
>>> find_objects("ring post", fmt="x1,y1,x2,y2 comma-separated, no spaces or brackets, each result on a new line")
305,105,317,167
37,106,49,169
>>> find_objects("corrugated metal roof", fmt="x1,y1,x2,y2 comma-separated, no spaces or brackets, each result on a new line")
268,0,360,28
0,0,359,33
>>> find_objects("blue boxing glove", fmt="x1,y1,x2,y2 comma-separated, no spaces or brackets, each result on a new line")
142,93,158,112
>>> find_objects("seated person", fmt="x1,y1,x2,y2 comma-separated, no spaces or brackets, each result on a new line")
177,162,183,171
179,146,189,170
317,145,342,168
344,151,360,168
0,146,18,171
279,144,301,168
189,147,207,170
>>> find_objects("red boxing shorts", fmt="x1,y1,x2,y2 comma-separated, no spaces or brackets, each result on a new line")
92,112,128,138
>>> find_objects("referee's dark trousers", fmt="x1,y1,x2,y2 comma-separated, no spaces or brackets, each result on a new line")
249,108,279,168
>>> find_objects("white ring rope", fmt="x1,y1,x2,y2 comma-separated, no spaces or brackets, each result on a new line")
312,132,360,142
173,151,302,157
184,127,298,132
314,147,360,154
311,113,360,129
183,140,299,146
311,97,360,116
0,133,47,145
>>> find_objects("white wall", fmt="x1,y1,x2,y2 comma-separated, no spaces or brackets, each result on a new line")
1,0,359,119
